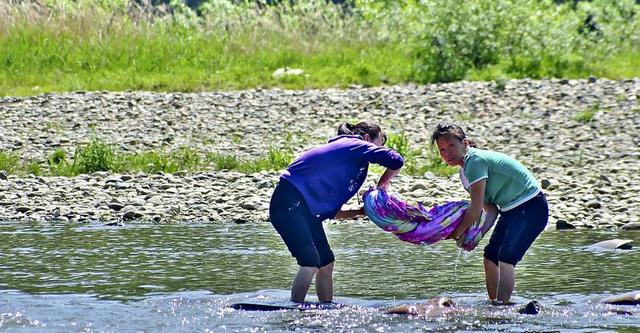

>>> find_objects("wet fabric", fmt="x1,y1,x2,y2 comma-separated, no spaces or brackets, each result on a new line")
362,189,494,251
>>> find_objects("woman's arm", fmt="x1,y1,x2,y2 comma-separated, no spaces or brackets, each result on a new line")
451,179,487,240
377,168,401,191
482,202,499,231
334,207,365,220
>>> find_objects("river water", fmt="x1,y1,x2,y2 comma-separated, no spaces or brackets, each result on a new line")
0,222,638,332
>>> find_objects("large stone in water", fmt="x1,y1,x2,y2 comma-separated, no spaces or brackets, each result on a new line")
385,297,455,316
517,300,540,315
601,291,640,305
591,239,633,250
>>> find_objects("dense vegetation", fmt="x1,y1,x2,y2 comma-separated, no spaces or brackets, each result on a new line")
0,0,637,176
0,0,638,96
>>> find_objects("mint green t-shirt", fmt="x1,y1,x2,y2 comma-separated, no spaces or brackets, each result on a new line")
460,147,540,212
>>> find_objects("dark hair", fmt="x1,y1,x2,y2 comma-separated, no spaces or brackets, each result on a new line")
430,123,477,147
337,121,386,145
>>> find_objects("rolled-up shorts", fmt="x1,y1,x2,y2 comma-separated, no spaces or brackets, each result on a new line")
484,191,549,266
269,179,335,268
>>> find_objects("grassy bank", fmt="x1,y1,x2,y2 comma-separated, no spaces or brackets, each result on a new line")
0,134,456,177
0,0,638,96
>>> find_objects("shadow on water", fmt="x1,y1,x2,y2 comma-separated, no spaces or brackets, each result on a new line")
0,222,638,332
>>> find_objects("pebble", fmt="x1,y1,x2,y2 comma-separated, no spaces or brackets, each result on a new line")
0,79,637,227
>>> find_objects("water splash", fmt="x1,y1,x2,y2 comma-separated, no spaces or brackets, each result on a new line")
453,248,464,283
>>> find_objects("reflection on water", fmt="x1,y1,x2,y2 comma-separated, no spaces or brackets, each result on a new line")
0,222,638,332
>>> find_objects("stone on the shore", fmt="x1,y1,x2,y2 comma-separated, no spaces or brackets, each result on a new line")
0,79,638,226
556,220,576,230
621,222,640,231
108,201,126,211
272,67,305,79
121,205,144,220
586,201,602,209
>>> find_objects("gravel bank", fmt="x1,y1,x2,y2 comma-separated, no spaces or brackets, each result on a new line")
1,78,639,229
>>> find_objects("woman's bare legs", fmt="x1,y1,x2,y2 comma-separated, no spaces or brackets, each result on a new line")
291,266,318,303
484,258,499,301
315,262,334,302
291,262,334,303
496,262,515,302
484,258,515,302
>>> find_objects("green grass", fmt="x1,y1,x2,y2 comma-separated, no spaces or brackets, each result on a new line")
574,110,595,123
0,37,412,96
573,103,600,123
0,151,21,174
0,0,638,96
380,132,457,177
40,138,293,176
0,135,457,177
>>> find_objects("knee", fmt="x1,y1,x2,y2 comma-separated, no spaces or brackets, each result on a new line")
318,262,334,274
496,247,522,266
485,247,521,266
318,250,335,268
483,245,500,266
295,245,323,268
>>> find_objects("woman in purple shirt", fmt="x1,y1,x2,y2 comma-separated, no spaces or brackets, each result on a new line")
269,121,404,303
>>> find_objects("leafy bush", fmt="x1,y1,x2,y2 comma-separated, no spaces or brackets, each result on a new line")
72,137,115,174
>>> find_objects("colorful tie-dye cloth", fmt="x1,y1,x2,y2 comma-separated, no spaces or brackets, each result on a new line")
362,188,494,251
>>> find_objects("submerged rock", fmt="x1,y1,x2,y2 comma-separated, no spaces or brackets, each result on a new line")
591,239,633,250
385,297,455,316
517,300,541,315
601,291,640,305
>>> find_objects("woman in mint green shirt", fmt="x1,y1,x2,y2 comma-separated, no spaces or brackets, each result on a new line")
431,123,548,303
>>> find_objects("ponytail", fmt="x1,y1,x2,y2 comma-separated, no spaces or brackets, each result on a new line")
337,121,384,143
337,123,356,136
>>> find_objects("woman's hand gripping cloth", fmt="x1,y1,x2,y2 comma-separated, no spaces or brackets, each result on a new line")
362,188,494,251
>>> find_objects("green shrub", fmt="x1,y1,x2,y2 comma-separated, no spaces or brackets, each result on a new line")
412,0,503,83
49,149,66,165
383,132,457,177
412,0,640,82
574,108,596,123
2,0,637,95
207,153,240,171
72,137,115,174
0,151,20,174
386,132,411,159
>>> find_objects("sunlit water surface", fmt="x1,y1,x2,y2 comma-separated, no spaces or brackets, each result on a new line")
0,222,638,332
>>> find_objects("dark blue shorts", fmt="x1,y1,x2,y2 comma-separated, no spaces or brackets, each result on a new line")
483,192,549,266
269,179,335,268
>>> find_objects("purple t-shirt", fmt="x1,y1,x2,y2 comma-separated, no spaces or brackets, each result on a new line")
281,135,404,220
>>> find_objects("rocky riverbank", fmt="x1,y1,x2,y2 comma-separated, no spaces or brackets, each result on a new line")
0,78,639,229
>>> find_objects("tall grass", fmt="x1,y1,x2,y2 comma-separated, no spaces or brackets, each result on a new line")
0,0,638,95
